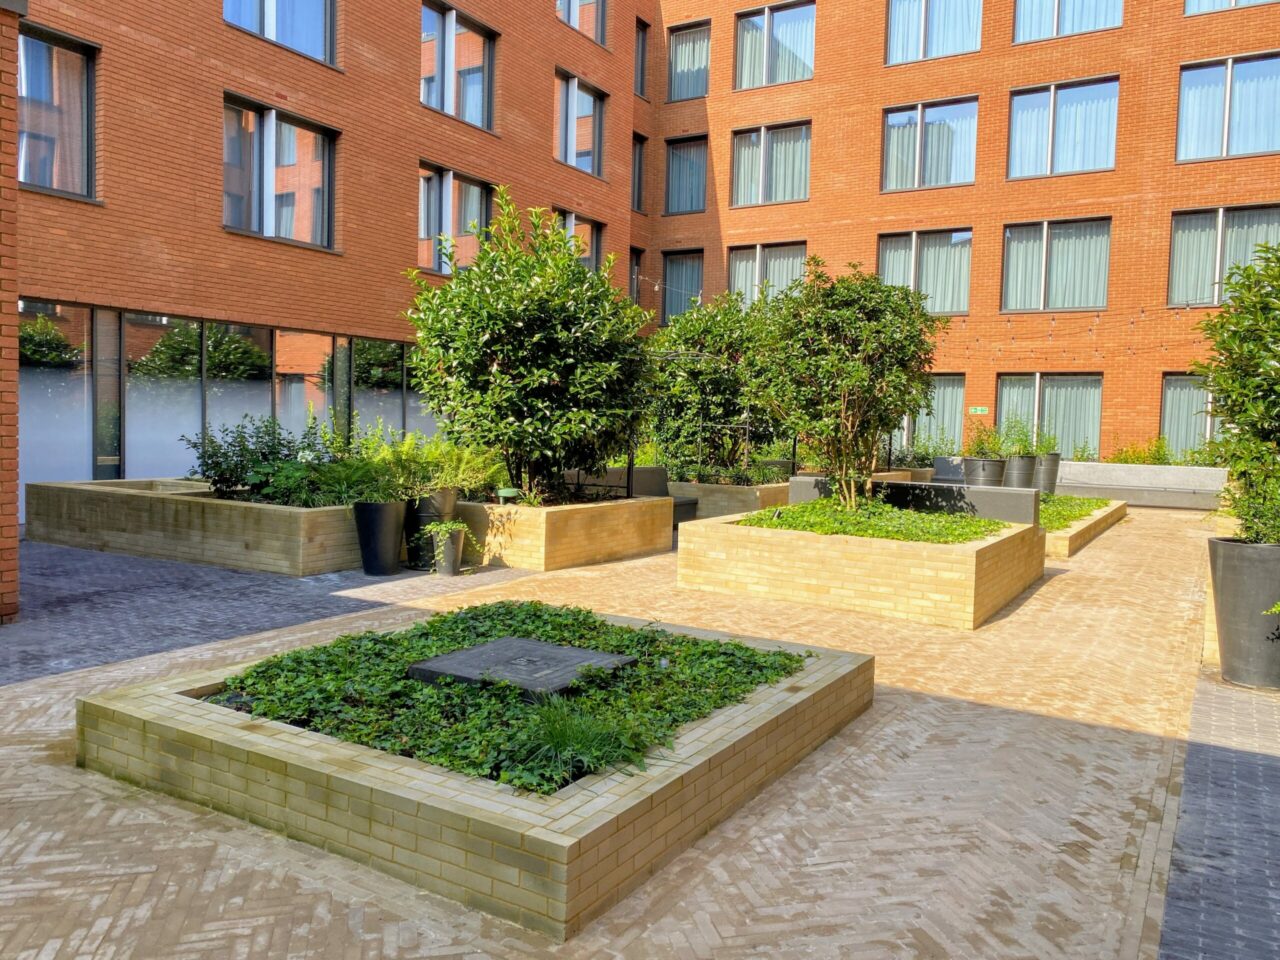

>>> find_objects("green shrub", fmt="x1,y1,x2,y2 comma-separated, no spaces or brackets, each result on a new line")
131,322,271,380
891,434,956,469
1034,430,1060,457
962,421,1003,459
1106,437,1173,465
998,418,1034,457
737,496,1006,544
1039,493,1111,532
19,315,83,368
182,416,306,498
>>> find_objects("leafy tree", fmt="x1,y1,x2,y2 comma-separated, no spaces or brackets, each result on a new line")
747,259,945,507
131,322,271,380
20,315,83,368
407,187,649,494
1194,243,1280,544
353,338,407,390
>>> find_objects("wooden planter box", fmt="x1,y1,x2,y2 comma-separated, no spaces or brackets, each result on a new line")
455,497,673,571
677,513,1046,630
1045,500,1127,559
665,481,789,520
25,480,361,576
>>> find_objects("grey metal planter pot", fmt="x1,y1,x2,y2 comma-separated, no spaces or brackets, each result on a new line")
404,488,459,570
1033,453,1061,494
1209,538,1280,689
435,529,464,577
353,501,406,576
1002,455,1037,489
962,457,1006,488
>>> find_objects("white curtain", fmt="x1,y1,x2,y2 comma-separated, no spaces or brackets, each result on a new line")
766,125,810,202
926,0,982,59
1014,0,1054,41
879,235,914,288
916,375,965,448
275,193,296,238
276,0,328,60
1058,0,1123,36
276,123,297,166
735,13,765,89
883,110,919,190
664,254,703,321
887,0,923,64
1161,376,1210,459
922,100,977,186
1177,64,1226,161
666,139,707,214
1223,207,1280,280
997,376,1036,431
1041,375,1102,458
1047,220,1110,309
729,249,759,302
732,131,761,205
762,244,806,296
1227,56,1280,156
1169,212,1219,306
769,4,815,84
1009,89,1050,177
669,26,710,100
224,0,260,31
917,231,972,314
1185,0,1229,11
1053,80,1118,173
1003,224,1044,310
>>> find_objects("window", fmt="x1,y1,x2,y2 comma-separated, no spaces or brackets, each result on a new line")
1185,0,1276,14
635,20,649,95
1161,375,1214,459
18,30,92,197
421,3,494,130
912,375,966,448
665,137,708,214
629,248,644,300
879,230,973,313
887,0,982,65
732,122,810,205
419,165,491,273
632,135,646,212
1168,205,1280,305
736,2,816,89
223,101,334,248
1002,219,1111,311
557,75,604,175
559,0,606,44
882,99,977,190
669,23,710,100
663,251,704,322
557,211,603,269
1177,54,1280,161
728,243,806,303
1009,78,1118,178
998,373,1102,458
1014,0,1121,42
354,339,407,438
224,0,333,62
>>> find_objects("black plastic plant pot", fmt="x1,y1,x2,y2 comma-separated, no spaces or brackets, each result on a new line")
435,529,464,577
404,489,459,570
353,500,406,576
1002,454,1038,489
1209,538,1280,689
962,457,1006,488
1033,453,1061,494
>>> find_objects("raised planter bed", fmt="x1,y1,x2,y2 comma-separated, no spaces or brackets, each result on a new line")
75,614,873,941
1044,500,1128,559
25,479,361,576
456,496,673,571
665,481,789,520
677,513,1045,630
1055,461,1226,509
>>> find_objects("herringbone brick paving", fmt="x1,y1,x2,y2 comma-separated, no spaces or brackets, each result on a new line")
0,508,1244,958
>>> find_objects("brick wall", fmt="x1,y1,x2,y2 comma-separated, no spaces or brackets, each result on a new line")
0,6,19,622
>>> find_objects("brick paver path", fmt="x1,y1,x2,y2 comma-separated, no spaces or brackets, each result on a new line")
0,508,1236,958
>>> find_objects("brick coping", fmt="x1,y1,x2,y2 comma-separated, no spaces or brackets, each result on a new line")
1045,500,1128,559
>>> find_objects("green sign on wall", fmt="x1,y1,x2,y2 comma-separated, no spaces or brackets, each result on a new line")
969,406,989,415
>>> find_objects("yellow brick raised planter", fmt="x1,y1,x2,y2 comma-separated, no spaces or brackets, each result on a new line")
665,481,789,520
1044,501,1128,559
455,497,673,571
76,615,874,941
677,513,1046,630
25,480,361,576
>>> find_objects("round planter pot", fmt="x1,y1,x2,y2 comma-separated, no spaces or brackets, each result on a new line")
403,489,459,570
1209,538,1280,689
1033,453,1061,494
962,457,1006,488
1002,455,1038,489
435,529,465,577
353,500,406,577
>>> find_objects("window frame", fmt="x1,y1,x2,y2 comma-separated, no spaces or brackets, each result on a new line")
1000,217,1113,312
1012,0,1124,45
1184,0,1276,15
995,371,1105,448
734,1,817,90
418,163,493,274
635,19,649,96
1176,51,1280,163
1007,75,1120,180
558,74,605,177
223,0,337,65
1166,202,1280,306
881,95,979,192
421,2,496,133
727,241,808,303
730,120,812,207
667,21,711,102
877,228,974,315
17,23,98,202
1159,372,1216,451
664,134,709,215
559,0,607,45
661,249,704,324
632,134,646,213
556,209,604,269
886,0,984,67
629,247,644,300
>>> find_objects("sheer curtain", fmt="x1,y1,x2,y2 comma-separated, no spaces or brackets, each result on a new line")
1053,80,1118,173
1177,64,1226,161
887,0,923,64
922,101,977,186
669,26,710,100
663,254,703,322
732,131,761,205
766,125,810,202
1161,376,1210,459
883,110,919,190
879,235,915,287
769,4,815,83
1168,212,1219,306
1008,89,1050,177
916,375,965,448
276,0,328,60
1003,225,1044,310
1014,0,1054,41
762,244,806,296
1223,206,1280,278
735,13,765,89
666,140,707,214
996,376,1036,430
917,231,972,313
1059,0,1123,36
224,0,260,31
729,249,758,302
1047,220,1110,309
1184,0,1229,11
1227,56,1280,156
1041,375,1102,458
926,0,982,59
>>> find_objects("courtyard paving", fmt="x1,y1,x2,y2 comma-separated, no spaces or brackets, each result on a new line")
0,508,1271,958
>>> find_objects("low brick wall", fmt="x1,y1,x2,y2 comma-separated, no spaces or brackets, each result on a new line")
25,480,361,576
665,482,789,520
455,497,673,571
76,616,873,941
1045,501,1128,559
677,513,1046,630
